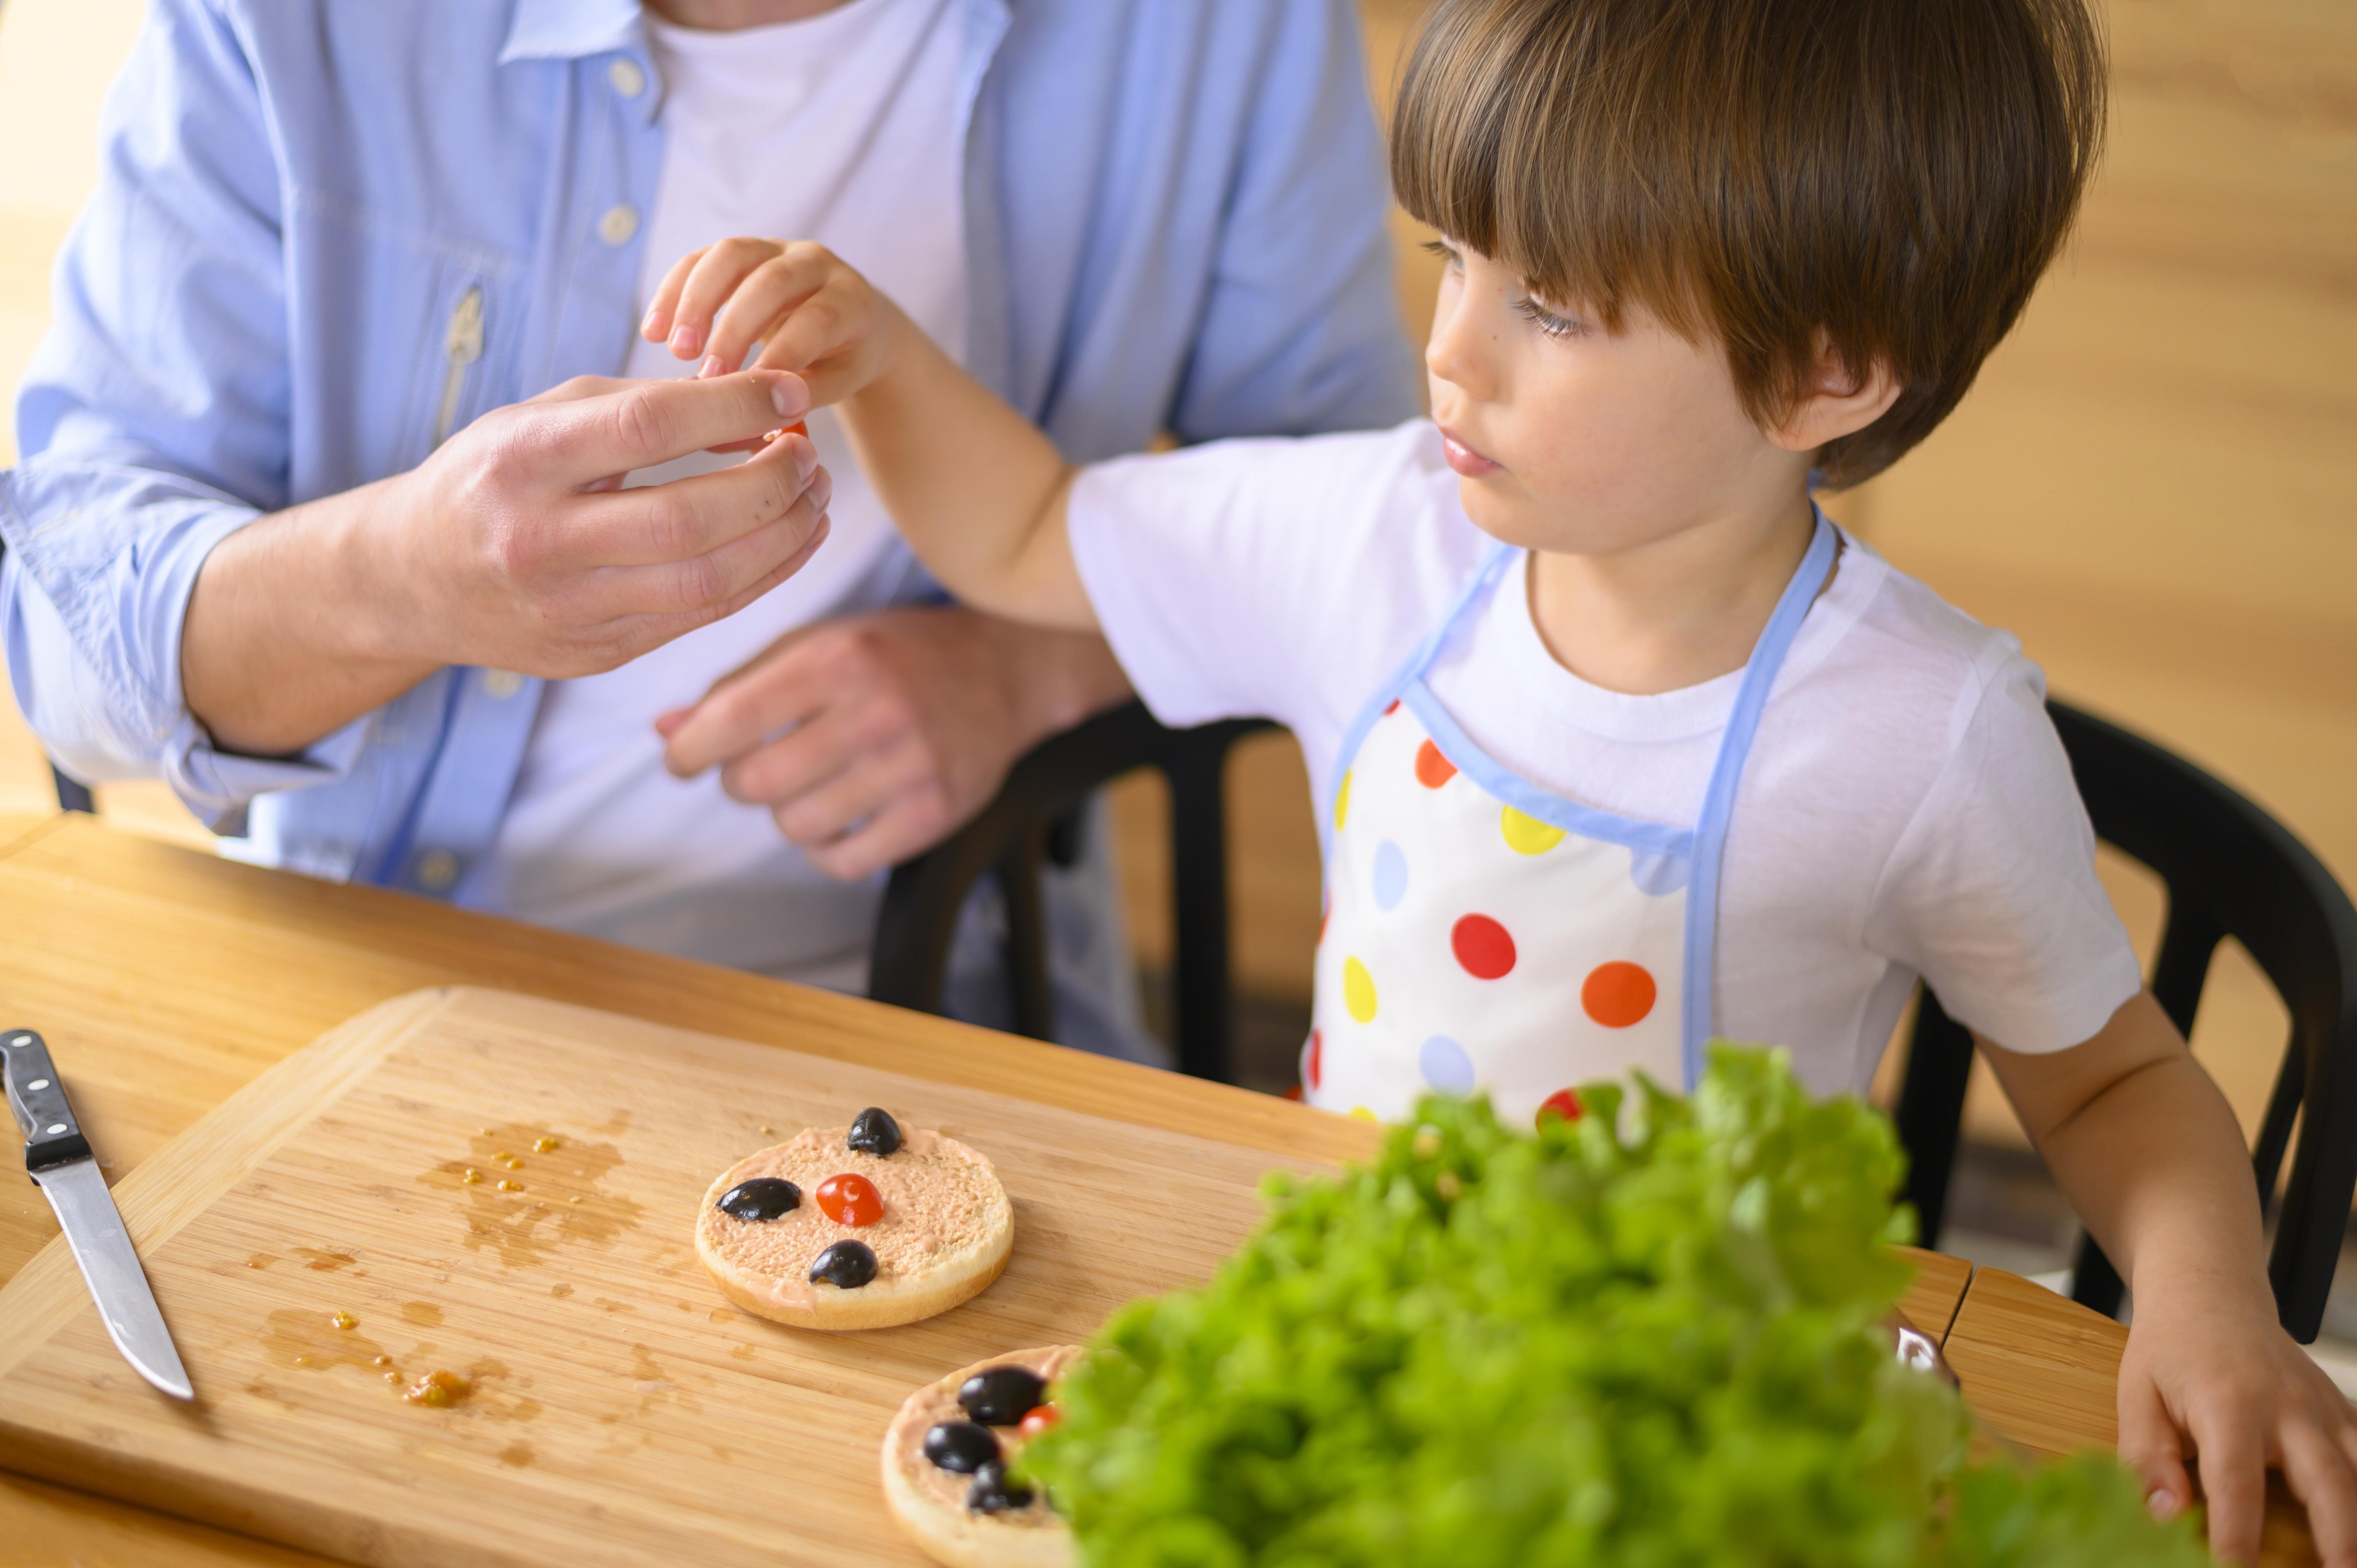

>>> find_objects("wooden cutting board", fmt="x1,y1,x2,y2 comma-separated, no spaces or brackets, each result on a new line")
0,987,1350,1568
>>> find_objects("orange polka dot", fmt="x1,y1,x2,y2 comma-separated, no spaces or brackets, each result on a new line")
1581,962,1657,1028
1414,740,1457,789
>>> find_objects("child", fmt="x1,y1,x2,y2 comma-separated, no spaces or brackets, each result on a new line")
644,0,2357,1560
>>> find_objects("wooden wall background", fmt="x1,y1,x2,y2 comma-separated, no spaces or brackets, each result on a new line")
0,0,2350,1145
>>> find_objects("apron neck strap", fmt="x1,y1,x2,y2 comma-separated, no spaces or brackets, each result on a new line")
1678,504,1841,1084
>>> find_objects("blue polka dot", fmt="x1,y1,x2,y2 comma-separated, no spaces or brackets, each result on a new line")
1630,849,1690,896
1372,840,1409,912
1419,1035,1475,1094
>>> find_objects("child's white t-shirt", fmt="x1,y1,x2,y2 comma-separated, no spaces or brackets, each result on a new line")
1067,419,2143,1095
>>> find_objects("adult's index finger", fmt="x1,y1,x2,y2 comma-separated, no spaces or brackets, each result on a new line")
548,371,810,476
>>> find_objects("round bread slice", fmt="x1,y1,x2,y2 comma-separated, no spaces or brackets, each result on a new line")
695,1112,1013,1331
882,1346,1081,1568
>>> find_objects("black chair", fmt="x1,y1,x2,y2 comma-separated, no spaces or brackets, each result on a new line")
1895,701,2357,1343
869,700,1272,1082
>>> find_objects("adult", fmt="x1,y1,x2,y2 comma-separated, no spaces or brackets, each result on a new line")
0,0,1415,1057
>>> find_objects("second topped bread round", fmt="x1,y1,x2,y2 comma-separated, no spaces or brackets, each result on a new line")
696,1107,1013,1330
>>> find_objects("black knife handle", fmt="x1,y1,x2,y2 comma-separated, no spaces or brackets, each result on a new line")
3,1029,91,1176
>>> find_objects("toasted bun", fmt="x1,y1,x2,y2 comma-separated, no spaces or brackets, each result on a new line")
694,1120,1012,1331
881,1347,1082,1568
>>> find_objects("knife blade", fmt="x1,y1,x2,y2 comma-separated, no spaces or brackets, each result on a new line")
4,1028,193,1400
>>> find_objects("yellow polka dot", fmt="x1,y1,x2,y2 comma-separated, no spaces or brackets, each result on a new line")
1342,956,1377,1023
1501,806,1567,856
1333,770,1352,832
1348,1106,1378,1122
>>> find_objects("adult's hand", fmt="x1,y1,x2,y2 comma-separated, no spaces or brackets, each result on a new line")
654,604,1132,880
181,370,831,757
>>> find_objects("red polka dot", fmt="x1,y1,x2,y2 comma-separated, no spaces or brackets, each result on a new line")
1537,1088,1583,1127
1304,1030,1322,1090
1281,1083,1302,1102
1451,915,1516,979
1384,699,1401,715
1415,740,1458,789
1581,961,1657,1028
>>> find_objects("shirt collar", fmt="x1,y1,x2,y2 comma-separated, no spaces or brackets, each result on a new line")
500,0,645,64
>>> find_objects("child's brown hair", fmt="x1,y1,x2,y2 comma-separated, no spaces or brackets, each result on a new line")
1391,0,2106,487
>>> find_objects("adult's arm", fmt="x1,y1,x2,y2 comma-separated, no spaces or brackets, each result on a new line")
2,0,829,808
179,373,828,757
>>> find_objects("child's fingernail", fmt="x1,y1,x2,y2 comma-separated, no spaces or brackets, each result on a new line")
641,305,663,336
770,378,801,418
2146,1487,2180,1521
670,325,701,357
699,355,724,379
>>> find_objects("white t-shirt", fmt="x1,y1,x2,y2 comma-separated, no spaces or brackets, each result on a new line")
480,0,965,988
1068,419,2144,1094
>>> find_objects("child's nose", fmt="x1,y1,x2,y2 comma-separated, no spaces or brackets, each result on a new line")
1423,285,1492,402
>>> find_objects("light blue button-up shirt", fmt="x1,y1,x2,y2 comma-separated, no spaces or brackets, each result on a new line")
1,0,1413,922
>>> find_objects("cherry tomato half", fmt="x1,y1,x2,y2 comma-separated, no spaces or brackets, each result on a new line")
815,1171,883,1227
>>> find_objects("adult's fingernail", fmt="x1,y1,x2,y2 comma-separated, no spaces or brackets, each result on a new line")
670,325,701,358
640,305,663,337
770,376,802,418
793,440,819,482
2146,1487,2180,1521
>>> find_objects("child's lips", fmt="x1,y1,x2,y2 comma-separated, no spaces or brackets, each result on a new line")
1437,426,1503,478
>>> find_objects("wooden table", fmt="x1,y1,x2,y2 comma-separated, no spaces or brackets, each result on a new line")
0,813,2311,1565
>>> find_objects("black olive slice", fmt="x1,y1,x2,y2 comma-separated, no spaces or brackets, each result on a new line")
809,1239,878,1288
923,1421,999,1474
714,1177,800,1222
846,1107,903,1157
966,1459,1034,1514
958,1365,1048,1427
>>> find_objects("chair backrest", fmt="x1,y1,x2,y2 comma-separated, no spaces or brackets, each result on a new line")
869,701,1271,1082
1895,701,2357,1342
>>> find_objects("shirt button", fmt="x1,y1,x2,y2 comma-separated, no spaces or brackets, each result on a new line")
482,669,525,699
416,850,460,892
599,204,640,246
608,57,646,99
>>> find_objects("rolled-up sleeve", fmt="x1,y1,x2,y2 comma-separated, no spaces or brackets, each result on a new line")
0,0,357,826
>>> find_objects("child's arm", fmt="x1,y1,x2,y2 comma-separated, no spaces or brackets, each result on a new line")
641,238,1098,632
1982,993,2357,1567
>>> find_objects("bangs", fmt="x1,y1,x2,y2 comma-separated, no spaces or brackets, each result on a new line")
1389,0,1715,340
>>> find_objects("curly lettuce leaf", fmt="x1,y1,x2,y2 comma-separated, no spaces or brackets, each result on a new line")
1021,1046,2211,1568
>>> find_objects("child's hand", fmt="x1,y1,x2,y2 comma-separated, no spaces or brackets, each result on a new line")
2120,1282,2357,1565
640,238,897,410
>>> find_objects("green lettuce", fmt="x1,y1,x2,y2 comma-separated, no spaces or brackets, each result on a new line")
1020,1047,2210,1567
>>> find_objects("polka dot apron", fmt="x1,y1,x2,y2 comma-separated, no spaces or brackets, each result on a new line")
1305,511,1838,1127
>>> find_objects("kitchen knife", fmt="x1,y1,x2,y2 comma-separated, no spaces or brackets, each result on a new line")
3,1028,192,1400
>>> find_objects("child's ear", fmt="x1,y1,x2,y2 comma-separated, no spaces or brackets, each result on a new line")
1769,335,1902,453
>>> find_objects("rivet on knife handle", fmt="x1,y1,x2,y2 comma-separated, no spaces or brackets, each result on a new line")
4,1029,93,1176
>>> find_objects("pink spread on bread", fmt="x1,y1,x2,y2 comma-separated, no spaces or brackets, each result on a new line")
698,1124,1000,1313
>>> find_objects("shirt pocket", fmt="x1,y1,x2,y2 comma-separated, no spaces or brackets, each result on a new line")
283,189,526,496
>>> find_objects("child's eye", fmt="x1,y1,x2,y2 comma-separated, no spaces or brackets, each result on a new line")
1512,297,1585,339
1421,238,1463,272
